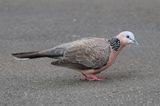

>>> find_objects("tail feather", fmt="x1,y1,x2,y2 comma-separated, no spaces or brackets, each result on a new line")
12,51,43,59
12,47,66,60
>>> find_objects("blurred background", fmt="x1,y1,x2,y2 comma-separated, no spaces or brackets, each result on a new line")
0,0,160,105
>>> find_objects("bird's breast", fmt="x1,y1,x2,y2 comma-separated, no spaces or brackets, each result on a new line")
106,48,120,67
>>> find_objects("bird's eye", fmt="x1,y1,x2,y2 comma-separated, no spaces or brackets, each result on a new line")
126,35,130,38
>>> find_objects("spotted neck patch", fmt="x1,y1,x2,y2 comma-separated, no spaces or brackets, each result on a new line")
108,38,120,51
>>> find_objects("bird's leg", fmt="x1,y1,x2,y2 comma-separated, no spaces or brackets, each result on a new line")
81,69,106,81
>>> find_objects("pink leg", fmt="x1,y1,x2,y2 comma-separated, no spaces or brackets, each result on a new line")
81,73,106,81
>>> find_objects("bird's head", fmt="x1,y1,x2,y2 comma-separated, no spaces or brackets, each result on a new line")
117,31,139,46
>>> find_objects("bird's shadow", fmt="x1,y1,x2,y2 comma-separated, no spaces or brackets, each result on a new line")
27,69,141,90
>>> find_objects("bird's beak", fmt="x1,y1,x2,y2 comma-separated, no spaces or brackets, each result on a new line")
132,39,139,45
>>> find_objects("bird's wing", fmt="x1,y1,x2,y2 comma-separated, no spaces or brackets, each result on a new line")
62,38,110,69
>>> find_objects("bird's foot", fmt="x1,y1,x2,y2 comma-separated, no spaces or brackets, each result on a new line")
86,77,105,81
81,74,106,81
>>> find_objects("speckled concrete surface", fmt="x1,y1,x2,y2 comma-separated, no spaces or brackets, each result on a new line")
0,0,160,106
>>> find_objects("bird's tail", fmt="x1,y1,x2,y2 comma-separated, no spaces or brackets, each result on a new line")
12,51,44,59
12,47,65,60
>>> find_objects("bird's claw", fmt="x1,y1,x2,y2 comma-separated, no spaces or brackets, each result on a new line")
81,76,106,81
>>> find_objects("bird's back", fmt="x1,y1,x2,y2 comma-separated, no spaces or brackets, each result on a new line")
51,37,111,69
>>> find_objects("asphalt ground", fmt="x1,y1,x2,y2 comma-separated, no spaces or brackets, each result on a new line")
0,0,160,106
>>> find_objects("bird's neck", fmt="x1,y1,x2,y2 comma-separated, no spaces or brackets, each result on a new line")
108,37,121,51
106,38,126,67
108,37,126,53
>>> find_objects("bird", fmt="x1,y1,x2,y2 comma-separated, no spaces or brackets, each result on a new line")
12,31,138,81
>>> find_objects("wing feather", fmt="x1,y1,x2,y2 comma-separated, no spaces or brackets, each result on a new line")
63,38,110,69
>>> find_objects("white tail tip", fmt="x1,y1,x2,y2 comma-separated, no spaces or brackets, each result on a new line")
13,57,29,61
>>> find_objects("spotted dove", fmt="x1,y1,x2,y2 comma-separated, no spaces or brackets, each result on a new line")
12,31,138,81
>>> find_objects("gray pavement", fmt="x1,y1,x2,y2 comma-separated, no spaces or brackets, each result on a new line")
0,0,160,106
